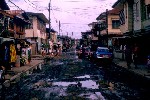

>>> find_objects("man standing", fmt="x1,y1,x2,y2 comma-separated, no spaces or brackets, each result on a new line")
133,44,139,69
125,44,132,69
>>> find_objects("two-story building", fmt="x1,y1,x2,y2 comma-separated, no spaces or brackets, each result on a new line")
6,10,30,39
25,12,48,55
132,0,150,63
96,8,122,47
0,2,31,68
112,0,150,63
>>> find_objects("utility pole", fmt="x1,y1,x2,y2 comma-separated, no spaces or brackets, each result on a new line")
106,9,108,47
59,20,60,36
49,0,51,39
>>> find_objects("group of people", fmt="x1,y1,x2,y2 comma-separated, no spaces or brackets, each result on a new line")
41,42,62,57
124,44,139,69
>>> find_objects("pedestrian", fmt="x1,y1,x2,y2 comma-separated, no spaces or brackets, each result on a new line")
133,44,139,69
53,44,58,56
125,45,132,69
81,47,85,58
41,48,45,57
57,41,61,55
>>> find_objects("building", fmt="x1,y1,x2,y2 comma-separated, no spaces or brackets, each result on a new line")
25,12,48,55
81,31,92,47
5,10,30,39
112,0,150,63
96,8,122,47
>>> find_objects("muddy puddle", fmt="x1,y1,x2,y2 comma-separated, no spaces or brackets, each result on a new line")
2,52,149,100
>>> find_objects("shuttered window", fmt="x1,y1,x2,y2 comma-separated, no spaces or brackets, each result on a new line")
112,20,120,29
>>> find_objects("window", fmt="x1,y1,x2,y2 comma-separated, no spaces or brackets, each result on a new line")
112,20,120,29
146,4,150,19
25,24,33,29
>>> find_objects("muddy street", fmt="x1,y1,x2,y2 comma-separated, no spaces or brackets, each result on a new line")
2,51,149,100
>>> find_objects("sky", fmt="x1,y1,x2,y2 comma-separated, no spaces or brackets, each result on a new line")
6,0,117,39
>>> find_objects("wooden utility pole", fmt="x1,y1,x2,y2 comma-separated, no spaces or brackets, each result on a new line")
59,20,60,36
49,0,51,39
106,9,108,47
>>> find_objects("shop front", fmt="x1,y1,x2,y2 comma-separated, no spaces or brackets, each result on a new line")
0,38,32,72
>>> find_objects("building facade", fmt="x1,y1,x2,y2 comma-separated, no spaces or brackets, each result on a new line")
112,0,150,63
25,12,48,55
96,8,122,47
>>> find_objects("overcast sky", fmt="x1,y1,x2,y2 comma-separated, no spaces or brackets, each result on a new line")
6,0,117,39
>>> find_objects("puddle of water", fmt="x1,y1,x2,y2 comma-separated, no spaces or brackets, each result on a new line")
53,75,99,89
75,75,90,79
80,80,99,89
75,56,78,59
53,80,99,89
53,82,77,87
52,62,64,65
79,92,105,100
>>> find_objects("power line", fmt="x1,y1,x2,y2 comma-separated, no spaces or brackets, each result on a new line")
8,0,24,11
51,3,58,23
27,0,38,7
27,0,48,10
61,23,88,25
23,0,46,11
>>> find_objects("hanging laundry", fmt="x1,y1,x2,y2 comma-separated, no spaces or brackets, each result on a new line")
4,46,9,61
10,44,17,63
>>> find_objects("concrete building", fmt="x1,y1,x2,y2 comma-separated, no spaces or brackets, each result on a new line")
25,12,48,55
96,8,122,47
112,0,150,63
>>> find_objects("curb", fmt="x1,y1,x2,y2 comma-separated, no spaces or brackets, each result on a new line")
3,60,44,86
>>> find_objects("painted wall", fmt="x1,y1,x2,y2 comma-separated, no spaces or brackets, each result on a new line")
133,0,142,31
108,15,122,34
119,2,133,33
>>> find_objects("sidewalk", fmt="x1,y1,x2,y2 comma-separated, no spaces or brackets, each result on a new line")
2,55,44,86
113,58,150,79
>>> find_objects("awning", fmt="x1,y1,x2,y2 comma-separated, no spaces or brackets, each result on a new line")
112,36,131,39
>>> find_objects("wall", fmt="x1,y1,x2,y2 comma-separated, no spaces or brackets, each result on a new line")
128,2,133,31
133,0,142,31
25,16,38,38
119,2,133,33
108,15,122,34
25,29,34,37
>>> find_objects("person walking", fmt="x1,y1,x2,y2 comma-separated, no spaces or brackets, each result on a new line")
125,44,132,69
133,44,139,69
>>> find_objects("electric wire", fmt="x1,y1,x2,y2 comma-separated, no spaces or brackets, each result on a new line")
8,0,24,11
23,0,46,11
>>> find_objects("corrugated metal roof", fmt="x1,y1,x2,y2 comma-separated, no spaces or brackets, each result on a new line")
26,12,49,23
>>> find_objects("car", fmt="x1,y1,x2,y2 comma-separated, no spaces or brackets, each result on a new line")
92,47,113,64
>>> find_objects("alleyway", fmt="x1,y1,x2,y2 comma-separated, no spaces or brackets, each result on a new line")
1,50,150,100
